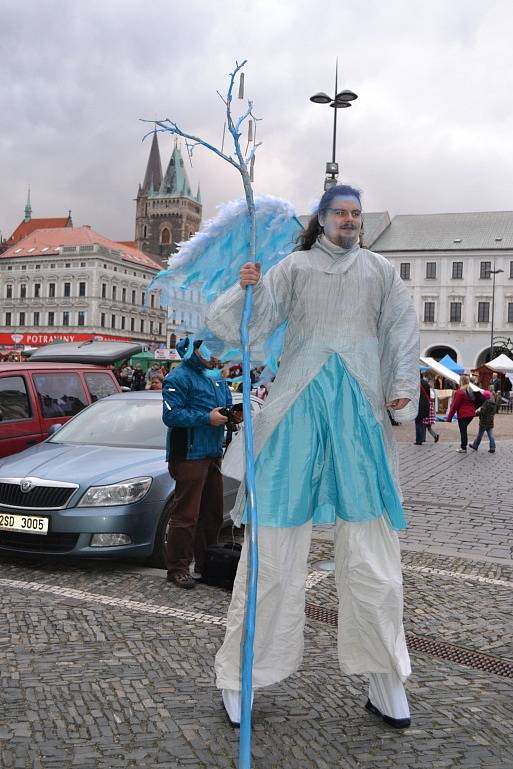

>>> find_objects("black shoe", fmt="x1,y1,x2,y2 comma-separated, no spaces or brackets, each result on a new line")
469,444,477,451
434,434,440,443
365,699,411,729
167,572,196,589
489,449,495,453
414,442,423,445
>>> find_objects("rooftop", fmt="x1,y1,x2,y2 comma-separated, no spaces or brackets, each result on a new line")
5,216,72,246
1,226,162,270
370,211,513,252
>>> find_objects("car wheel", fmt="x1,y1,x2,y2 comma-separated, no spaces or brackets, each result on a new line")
148,497,173,568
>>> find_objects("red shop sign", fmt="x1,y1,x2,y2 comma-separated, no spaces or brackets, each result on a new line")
0,332,132,347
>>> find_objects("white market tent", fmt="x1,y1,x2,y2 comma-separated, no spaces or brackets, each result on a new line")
419,356,461,385
485,353,513,373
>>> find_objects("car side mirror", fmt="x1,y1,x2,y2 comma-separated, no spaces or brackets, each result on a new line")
48,423,63,436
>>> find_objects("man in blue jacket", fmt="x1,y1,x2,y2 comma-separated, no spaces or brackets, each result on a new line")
162,338,232,589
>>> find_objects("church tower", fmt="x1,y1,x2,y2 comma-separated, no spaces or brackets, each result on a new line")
135,132,202,266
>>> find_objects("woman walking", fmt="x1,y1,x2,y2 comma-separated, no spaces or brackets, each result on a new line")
446,375,476,453
422,378,439,443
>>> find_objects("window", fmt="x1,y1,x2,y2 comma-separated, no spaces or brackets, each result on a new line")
140,319,145,333
79,282,86,297
63,311,70,326
150,293,155,308
34,283,41,298
102,283,107,299
101,313,106,328
84,373,118,403
33,312,40,326
112,286,117,301
64,282,71,297
49,283,56,298
425,262,436,279
33,373,86,418
160,228,170,245
509,303,513,323
450,302,462,322
19,312,25,325
6,285,12,299
158,322,162,335
20,284,27,299
111,315,116,329
130,317,135,332
478,302,490,322
48,312,55,327
480,261,491,279
132,290,136,304
510,262,513,279
122,287,126,303
452,262,463,279
399,263,410,281
141,291,146,306
78,311,85,326
0,376,31,421
150,321,154,334
423,302,435,322
5,312,11,326
121,316,126,330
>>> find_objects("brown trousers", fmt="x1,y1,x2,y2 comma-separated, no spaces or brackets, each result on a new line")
166,458,224,576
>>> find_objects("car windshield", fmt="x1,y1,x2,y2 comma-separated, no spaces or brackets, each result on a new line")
48,398,166,449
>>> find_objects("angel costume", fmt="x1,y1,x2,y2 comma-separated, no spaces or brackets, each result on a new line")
206,231,419,724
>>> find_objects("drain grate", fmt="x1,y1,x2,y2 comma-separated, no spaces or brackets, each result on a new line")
305,602,513,679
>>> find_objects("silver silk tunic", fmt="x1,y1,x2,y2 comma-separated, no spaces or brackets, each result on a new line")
206,239,420,525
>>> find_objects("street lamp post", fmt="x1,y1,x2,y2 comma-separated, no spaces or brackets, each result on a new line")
310,60,358,190
489,266,504,362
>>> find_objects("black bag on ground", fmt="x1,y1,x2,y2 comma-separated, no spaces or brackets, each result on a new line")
202,542,242,590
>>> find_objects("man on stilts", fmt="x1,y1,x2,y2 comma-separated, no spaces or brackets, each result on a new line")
206,184,419,729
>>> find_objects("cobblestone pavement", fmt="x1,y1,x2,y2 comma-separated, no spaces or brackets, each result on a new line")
1,440,513,768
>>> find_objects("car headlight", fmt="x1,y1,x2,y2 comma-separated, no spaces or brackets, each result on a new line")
77,477,152,507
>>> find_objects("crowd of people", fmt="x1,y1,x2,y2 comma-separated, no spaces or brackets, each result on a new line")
114,361,170,391
414,371,505,453
113,358,275,400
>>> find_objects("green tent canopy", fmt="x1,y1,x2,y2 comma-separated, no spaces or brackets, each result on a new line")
129,350,158,372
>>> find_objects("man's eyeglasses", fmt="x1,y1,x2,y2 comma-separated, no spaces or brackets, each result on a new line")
325,208,362,219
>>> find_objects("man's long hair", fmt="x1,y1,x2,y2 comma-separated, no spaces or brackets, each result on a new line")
296,184,362,251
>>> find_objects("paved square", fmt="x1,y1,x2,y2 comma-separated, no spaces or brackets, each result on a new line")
1,437,512,768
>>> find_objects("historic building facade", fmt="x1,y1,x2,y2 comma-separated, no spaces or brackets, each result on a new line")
367,212,513,368
135,132,206,342
0,225,166,351
135,132,202,266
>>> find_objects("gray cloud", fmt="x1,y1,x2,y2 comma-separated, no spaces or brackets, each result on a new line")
1,0,512,241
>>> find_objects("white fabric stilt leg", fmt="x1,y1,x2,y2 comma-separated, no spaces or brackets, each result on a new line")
334,516,411,681
222,689,254,726
215,522,312,690
368,672,410,720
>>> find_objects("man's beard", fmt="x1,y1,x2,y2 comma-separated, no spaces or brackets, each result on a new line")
331,228,359,249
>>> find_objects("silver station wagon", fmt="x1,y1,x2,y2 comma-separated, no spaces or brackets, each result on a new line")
0,390,261,565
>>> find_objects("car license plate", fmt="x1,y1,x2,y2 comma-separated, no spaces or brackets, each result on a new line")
0,513,49,535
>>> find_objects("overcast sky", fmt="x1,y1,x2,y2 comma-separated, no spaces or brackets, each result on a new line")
2,0,513,241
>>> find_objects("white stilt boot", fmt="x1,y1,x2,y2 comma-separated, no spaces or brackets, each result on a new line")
221,689,254,728
366,672,411,728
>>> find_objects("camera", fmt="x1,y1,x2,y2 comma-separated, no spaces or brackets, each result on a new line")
219,403,243,431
